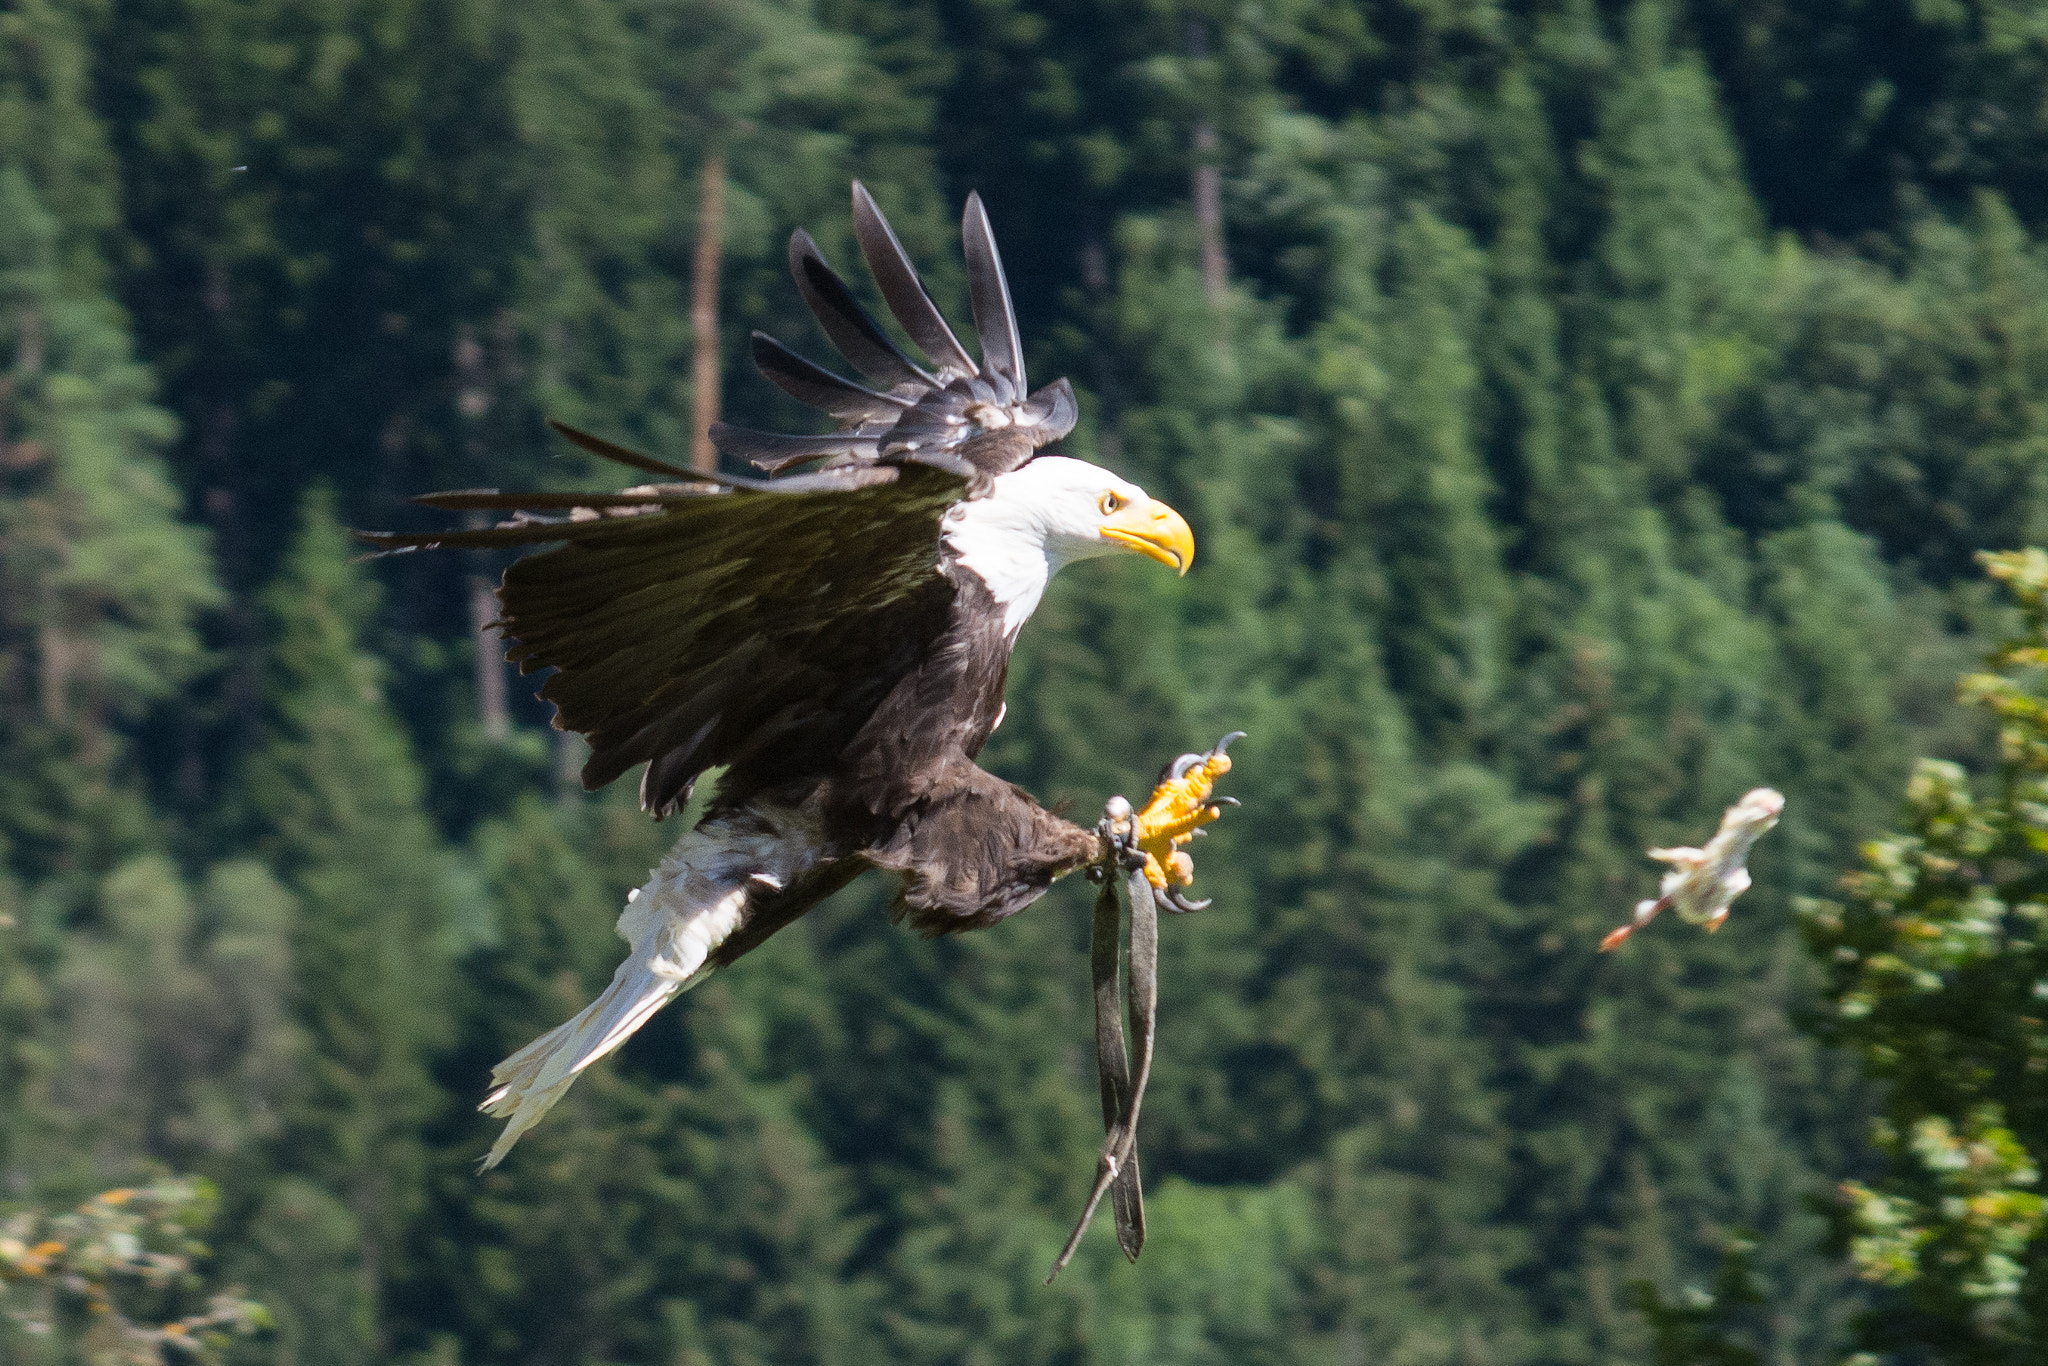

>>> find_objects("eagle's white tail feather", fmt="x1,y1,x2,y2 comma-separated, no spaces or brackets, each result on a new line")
476,802,820,1170
476,956,696,1169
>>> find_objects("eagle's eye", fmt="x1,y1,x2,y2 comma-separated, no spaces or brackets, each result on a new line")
1100,491,1125,516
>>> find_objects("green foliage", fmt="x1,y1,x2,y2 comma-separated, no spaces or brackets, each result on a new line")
0,1178,268,1366
1627,1233,1767,1366
46,856,299,1181
229,490,461,1361
0,0,124,283
0,874,47,1176
1840,1112,2043,1300
1801,549,2048,1358
1691,0,2048,233
1719,196,2048,581
0,164,216,878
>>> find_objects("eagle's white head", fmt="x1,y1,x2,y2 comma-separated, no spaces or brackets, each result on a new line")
942,454,1195,636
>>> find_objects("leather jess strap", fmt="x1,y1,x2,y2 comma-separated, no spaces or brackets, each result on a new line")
1047,824,1159,1282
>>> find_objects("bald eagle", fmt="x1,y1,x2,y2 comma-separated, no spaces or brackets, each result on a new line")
366,184,1225,1169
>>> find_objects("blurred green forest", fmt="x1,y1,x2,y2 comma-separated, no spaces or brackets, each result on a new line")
7,0,2048,1358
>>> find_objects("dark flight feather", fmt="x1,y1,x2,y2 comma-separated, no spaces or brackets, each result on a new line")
361,516,702,552
415,489,705,512
788,230,935,391
707,422,879,472
851,180,979,381
1021,377,1078,435
961,193,1025,399
545,418,696,480
750,331,909,424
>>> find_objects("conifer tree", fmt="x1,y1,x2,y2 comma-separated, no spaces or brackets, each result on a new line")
0,163,216,879
1470,11,1871,1354
0,870,44,1182
46,856,299,1183
0,0,125,284
235,488,461,1364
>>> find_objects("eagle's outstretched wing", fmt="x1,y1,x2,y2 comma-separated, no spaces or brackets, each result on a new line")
361,185,1076,816
362,430,973,816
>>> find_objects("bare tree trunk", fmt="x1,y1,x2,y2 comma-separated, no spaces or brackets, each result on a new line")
1080,229,1124,465
690,152,727,475
455,326,508,739
468,556,507,740
36,621,66,726
1192,124,1225,304
554,727,584,804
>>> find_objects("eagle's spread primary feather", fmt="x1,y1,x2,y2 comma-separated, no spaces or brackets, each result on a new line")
361,184,1194,1168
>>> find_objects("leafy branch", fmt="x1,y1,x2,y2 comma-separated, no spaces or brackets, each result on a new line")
0,1179,267,1364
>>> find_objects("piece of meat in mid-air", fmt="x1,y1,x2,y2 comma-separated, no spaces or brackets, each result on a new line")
1600,787,1785,952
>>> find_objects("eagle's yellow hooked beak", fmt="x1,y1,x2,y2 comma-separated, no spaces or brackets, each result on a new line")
1099,497,1195,575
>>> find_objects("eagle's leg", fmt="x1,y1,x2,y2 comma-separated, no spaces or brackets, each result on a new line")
1130,731,1242,910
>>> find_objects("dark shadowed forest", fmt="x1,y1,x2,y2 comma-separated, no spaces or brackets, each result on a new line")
8,0,2048,1359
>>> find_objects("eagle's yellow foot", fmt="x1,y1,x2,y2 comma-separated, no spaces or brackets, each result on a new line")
1131,732,1243,912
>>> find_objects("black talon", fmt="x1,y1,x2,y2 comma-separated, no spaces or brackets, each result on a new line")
1210,730,1247,757
1159,886,1211,914
1160,751,1205,786
1210,796,1241,809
